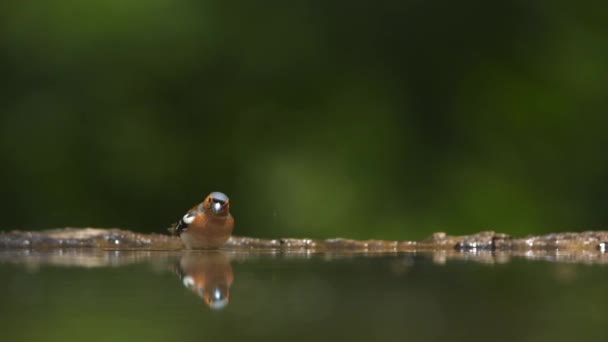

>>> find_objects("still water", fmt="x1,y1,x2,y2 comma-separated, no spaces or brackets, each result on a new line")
0,249,606,342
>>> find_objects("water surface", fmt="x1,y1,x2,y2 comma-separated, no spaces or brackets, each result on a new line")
0,250,606,342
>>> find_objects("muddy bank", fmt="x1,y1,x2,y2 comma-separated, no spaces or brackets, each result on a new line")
1,228,607,253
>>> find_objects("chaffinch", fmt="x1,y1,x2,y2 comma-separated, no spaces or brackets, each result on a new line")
171,192,234,249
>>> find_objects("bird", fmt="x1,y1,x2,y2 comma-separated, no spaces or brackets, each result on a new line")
170,191,234,249
175,251,234,310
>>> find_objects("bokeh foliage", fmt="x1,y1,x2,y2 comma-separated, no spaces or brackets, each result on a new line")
1,0,607,239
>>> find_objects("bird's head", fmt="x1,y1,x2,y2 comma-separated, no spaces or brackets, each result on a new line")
203,192,230,216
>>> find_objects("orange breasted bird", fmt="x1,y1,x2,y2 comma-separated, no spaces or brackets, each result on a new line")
170,192,234,249
175,251,234,310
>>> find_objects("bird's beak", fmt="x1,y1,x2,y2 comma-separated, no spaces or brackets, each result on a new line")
212,202,223,213
208,287,229,310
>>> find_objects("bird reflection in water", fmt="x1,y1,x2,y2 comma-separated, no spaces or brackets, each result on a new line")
175,251,234,310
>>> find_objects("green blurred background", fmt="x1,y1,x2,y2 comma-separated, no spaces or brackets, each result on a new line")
1,0,607,239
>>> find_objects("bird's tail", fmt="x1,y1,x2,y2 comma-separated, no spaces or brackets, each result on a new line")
167,223,179,235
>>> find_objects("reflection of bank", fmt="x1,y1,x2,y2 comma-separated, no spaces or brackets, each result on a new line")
176,251,234,310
